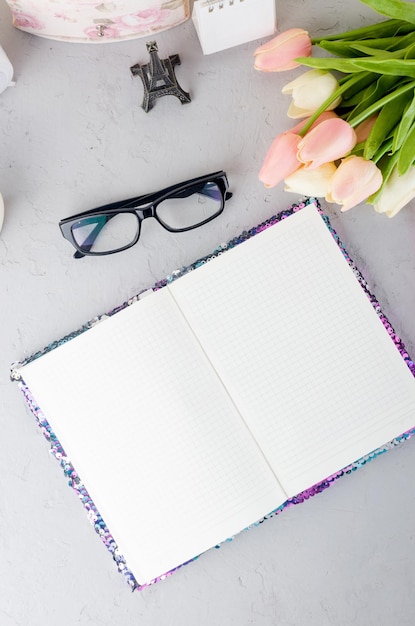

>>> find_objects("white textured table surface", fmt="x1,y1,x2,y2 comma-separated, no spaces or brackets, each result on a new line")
1,1,415,624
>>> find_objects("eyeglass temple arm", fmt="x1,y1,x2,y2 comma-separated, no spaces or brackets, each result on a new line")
71,174,232,220
103,173,231,209
171,187,233,201
73,214,117,259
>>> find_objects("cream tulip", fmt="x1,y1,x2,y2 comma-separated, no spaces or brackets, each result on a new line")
372,165,415,217
282,70,342,119
326,156,382,212
284,162,337,197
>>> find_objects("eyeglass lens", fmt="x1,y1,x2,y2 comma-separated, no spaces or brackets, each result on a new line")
156,181,223,230
70,180,223,255
72,213,139,254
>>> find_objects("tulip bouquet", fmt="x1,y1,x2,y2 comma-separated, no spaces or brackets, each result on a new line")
254,0,415,217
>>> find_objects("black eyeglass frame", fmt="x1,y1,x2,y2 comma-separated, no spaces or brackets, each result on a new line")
59,171,232,258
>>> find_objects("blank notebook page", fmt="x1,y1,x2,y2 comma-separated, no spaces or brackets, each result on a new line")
20,288,284,584
170,204,415,496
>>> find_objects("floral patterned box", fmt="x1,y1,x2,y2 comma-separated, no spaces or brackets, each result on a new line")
5,1,190,43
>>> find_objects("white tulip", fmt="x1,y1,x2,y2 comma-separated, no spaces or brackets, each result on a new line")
284,162,337,197
282,69,342,119
373,165,415,217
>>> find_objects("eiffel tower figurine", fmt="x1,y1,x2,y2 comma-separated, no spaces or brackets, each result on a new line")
131,41,191,112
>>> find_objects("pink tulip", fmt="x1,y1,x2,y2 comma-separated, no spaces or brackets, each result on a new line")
254,28,312,72
297,118,357,169
258,113,338,188
326,156,383,212
354,115,378,144
290,111,338,135
259,132,302,187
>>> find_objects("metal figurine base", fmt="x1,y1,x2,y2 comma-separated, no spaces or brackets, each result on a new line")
130,41,191,113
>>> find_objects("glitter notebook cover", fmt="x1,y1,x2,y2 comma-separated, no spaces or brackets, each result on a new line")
11,198,415,590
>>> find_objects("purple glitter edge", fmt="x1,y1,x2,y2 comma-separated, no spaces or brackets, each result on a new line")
12,198,415,590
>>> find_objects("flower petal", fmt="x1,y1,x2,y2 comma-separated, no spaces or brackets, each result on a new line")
297,118,357,169
259,132,302,187
289,111,338,134
284,162,337,197
254,29,312,72
282,70,341,113
373,165,415,217
287,102,315,119
326,156,382,211
354,114,378,144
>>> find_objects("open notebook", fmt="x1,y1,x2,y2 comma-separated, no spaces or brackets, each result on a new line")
12,199,415,590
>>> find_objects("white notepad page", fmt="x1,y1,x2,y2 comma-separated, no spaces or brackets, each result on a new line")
192,0,277,55
20,288,284,584
170,204,415,495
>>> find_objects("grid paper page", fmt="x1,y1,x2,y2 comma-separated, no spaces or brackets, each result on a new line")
20,288,284,584
170,204,415,497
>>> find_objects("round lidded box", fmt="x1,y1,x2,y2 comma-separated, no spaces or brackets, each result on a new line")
5,1,190,43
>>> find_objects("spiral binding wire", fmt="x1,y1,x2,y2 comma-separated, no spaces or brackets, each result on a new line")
207,0,244,12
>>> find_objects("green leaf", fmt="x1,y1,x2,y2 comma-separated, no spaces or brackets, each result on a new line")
349,43,406,58
372,137,394,163
392,90,415,151
339,73,380,106
360,0,415,25
317,33,415,57
348,141,366,156
345,74,401,119
317,40,369,57
311,18,414,43
404,41,415,59
351,58,415,77
364,90,413,159
295,56,374,73
347,79,415,127
296,54,415,77
356,32,415,51
387,31,415,51
345,81,381,117
397,119,415,174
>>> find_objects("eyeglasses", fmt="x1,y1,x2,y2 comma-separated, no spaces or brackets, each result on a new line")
59,171,232,258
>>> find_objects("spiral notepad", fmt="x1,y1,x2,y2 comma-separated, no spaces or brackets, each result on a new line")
192,0,277,55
